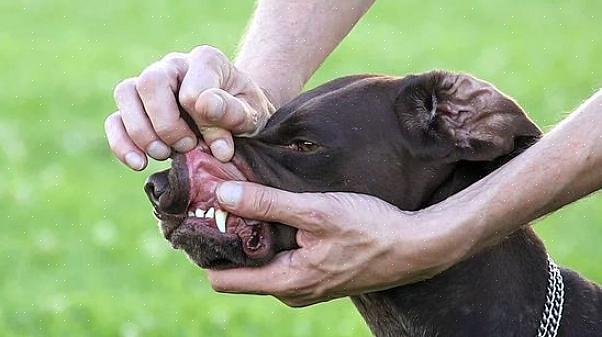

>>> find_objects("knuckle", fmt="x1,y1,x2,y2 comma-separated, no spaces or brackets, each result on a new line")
305,254,324,270
104,111,120,130
136,68,166,95
311,286,328,300
104,113,125,146
196,89,225,118
190,45,226,63
154,123,176,140
113,78,136,101
253,188,277,218
276,284,299,300
287,282,325,307
309,195,346,225
200,87,222,98
178,89,198,110
275,270,310,298
283,298,307,308
302,204,329,226
161,52,185,62
194,88,215,107
124,125,148,144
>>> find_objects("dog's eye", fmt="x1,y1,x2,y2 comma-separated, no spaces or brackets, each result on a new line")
287,140,319,153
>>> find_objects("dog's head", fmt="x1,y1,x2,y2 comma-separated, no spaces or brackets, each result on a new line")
145,71,541,269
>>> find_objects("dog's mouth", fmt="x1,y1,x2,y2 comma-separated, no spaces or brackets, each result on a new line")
145,143,293,269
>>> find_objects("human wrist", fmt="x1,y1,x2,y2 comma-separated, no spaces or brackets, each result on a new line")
411,104,599,261
233,0,374,109
426,207,475,265
390,206,474,283
390,87,602,285
235,58,305,109
554,88,602,202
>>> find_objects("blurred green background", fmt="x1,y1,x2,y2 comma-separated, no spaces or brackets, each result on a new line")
1,0,601,336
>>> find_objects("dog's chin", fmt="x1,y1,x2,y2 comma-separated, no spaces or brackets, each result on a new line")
150,143,293,269
167,217,279,269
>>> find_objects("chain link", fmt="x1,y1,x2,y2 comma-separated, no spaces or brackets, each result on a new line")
536,256,565,337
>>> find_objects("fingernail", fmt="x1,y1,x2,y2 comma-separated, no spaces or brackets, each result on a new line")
173,136,196,152
217,181,243,207
125,152,145,171
206,94,224,121
146,140,171,160
210,139,233,162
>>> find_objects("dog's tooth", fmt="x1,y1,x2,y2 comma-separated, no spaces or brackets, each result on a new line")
205,207,215,219
187,211,195,217
215,209,227,233
195,208,205,218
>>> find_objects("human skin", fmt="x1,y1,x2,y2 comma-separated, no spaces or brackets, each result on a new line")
105,0,602,307
105,0,374,168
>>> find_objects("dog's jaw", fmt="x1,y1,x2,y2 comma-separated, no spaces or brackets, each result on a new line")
147,143,288,269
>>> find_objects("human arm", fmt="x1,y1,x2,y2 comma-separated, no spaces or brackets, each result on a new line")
235,0,375,108
105,0,374,169
438,89,602,255
207,89,602,306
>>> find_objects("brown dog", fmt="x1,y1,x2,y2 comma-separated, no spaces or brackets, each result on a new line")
146,71,602,337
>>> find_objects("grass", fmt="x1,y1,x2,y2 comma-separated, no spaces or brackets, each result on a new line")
1,0,601,336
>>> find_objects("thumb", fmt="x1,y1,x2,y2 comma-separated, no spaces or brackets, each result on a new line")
215,181,327,231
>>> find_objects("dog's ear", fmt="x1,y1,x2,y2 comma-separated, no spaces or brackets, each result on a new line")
395,72,541,162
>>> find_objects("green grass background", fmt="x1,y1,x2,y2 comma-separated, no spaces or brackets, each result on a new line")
1,0,601,336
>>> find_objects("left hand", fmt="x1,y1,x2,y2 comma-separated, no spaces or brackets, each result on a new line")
106,46,275,170
207,181,462,307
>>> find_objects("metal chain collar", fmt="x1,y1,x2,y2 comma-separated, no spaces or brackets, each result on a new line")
536,256,565,337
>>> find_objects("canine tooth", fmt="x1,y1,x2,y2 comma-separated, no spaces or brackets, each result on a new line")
187,211,195,217
215,209,228,233
205,207,215,219
195,209,205,218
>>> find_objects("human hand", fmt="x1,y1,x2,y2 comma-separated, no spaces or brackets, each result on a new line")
207,181,464,307
105,45,275,170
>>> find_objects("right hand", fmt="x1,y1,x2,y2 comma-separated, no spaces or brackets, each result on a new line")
207,181,460,307
105,45,275,170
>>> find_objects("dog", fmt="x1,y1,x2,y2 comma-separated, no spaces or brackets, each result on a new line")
145,71,602,337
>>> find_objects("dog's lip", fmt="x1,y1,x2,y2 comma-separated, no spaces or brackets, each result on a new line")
169,219,245,269
152,144,277,266
172,215,274,259
151,156,190,215
152,210,185,240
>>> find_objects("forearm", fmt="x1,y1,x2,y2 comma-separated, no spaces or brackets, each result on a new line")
427,89,602,261
235,0,375,108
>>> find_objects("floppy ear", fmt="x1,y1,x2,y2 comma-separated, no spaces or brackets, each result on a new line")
395,72,541,163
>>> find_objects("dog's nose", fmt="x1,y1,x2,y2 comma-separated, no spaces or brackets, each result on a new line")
144,170,170,207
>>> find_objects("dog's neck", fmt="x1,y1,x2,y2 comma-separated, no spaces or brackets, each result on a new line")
351,152,550,337
351,227,549,337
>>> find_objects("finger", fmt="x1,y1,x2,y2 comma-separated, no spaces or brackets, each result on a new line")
198,126,235,162
114,78,171,160
135,63,197,152
207,250,300,295
104,111,147,171
208,251,326,307
194,88,261,135
194,88,260,162
178,45,226,115
215,181,330,231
